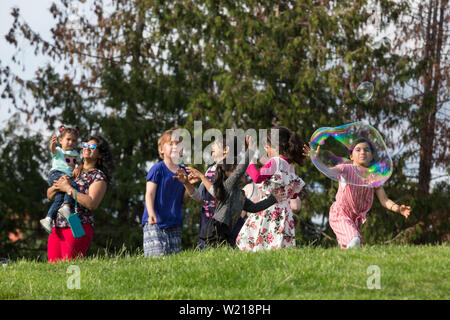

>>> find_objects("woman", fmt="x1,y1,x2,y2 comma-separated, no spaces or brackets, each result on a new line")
46,135,114,263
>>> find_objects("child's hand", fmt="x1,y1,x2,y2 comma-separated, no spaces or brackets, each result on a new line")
302,144,320,158
245,135,257,150
174,168,189,185
53,175,72,193
188,174,201,185
185,167,204,180
399,205,411,219
148,212,158,225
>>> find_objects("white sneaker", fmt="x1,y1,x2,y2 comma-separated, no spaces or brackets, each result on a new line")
40,219,52,234
58,206,72,219
346,237,361,249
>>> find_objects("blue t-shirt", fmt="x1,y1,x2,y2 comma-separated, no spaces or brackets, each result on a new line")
141,161,186,228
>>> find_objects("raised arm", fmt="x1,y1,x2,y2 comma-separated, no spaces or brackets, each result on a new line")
302,144,343,176
223,148,249,193
50,134,57,155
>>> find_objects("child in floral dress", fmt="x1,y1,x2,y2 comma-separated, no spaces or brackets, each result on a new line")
237,127,306,251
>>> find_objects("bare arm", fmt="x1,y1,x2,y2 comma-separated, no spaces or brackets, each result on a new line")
185,167,213,192
49,176,107,211
145,181,158,225
50,134,57,155
375,186,411,218
303,144,343,175
47,184,59,201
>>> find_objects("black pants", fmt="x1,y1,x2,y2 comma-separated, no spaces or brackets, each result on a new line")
200,217,246,247
199,218,232,246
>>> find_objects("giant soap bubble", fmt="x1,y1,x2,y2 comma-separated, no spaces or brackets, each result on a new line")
309,122,392,187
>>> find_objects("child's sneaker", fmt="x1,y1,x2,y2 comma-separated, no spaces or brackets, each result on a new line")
58,206,72,219
40,219,52,234
346,237,361,249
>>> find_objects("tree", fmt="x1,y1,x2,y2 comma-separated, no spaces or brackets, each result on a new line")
1,0,446,258
0,117,49,259
392,0,449,197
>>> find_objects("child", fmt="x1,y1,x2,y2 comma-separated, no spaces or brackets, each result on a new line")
177,136,279,247
40,126,82,234
184,134,236,249
142,129,190,257
303,137,411,249
237,127,306,251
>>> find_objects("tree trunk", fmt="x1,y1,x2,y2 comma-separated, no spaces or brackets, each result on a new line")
417,0,446,198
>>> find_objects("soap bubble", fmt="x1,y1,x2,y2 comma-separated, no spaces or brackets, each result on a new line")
356,81,374,102
309,122,392,187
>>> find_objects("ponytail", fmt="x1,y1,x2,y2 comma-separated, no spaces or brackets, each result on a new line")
213,164,227,203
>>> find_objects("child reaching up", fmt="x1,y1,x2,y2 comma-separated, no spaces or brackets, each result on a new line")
186,134,237,249
40,126,82,234
303,138,411,249
236,126,306,251
176,135,279,247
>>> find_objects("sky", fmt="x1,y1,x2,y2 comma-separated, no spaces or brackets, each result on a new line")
0,0,55,132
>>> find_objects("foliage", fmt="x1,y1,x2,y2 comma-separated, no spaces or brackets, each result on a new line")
0,0,448,259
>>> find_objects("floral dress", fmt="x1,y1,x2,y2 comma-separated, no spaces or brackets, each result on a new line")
236,157,305,251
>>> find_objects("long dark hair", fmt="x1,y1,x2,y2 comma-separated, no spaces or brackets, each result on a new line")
88,135,115,183
267,126,305,166
213,134,239,203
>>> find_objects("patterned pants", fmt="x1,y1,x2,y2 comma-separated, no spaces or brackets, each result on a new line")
143,223,181,257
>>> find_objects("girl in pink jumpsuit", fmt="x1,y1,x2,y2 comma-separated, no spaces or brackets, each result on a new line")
304,138,411,248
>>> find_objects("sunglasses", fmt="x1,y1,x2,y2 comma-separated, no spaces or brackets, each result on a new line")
82,142,97,150
65,157,77,165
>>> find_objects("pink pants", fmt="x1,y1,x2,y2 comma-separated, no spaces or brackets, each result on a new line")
47,223,94,263
329,210,364,249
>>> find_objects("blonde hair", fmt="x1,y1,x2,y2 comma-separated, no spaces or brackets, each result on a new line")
158,128,183,159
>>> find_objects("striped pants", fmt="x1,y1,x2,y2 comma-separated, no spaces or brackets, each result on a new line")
329,205,365,249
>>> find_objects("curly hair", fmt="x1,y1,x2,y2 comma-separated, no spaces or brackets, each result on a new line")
87,135,115,183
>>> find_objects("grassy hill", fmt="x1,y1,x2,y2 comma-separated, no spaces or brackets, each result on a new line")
0,244,448,300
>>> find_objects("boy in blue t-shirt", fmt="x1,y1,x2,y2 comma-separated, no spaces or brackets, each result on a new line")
142,129,190,257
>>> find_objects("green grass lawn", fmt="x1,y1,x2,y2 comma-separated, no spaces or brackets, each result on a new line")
0,245,448,300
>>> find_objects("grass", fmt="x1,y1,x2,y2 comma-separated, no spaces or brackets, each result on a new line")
0,244,448,300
